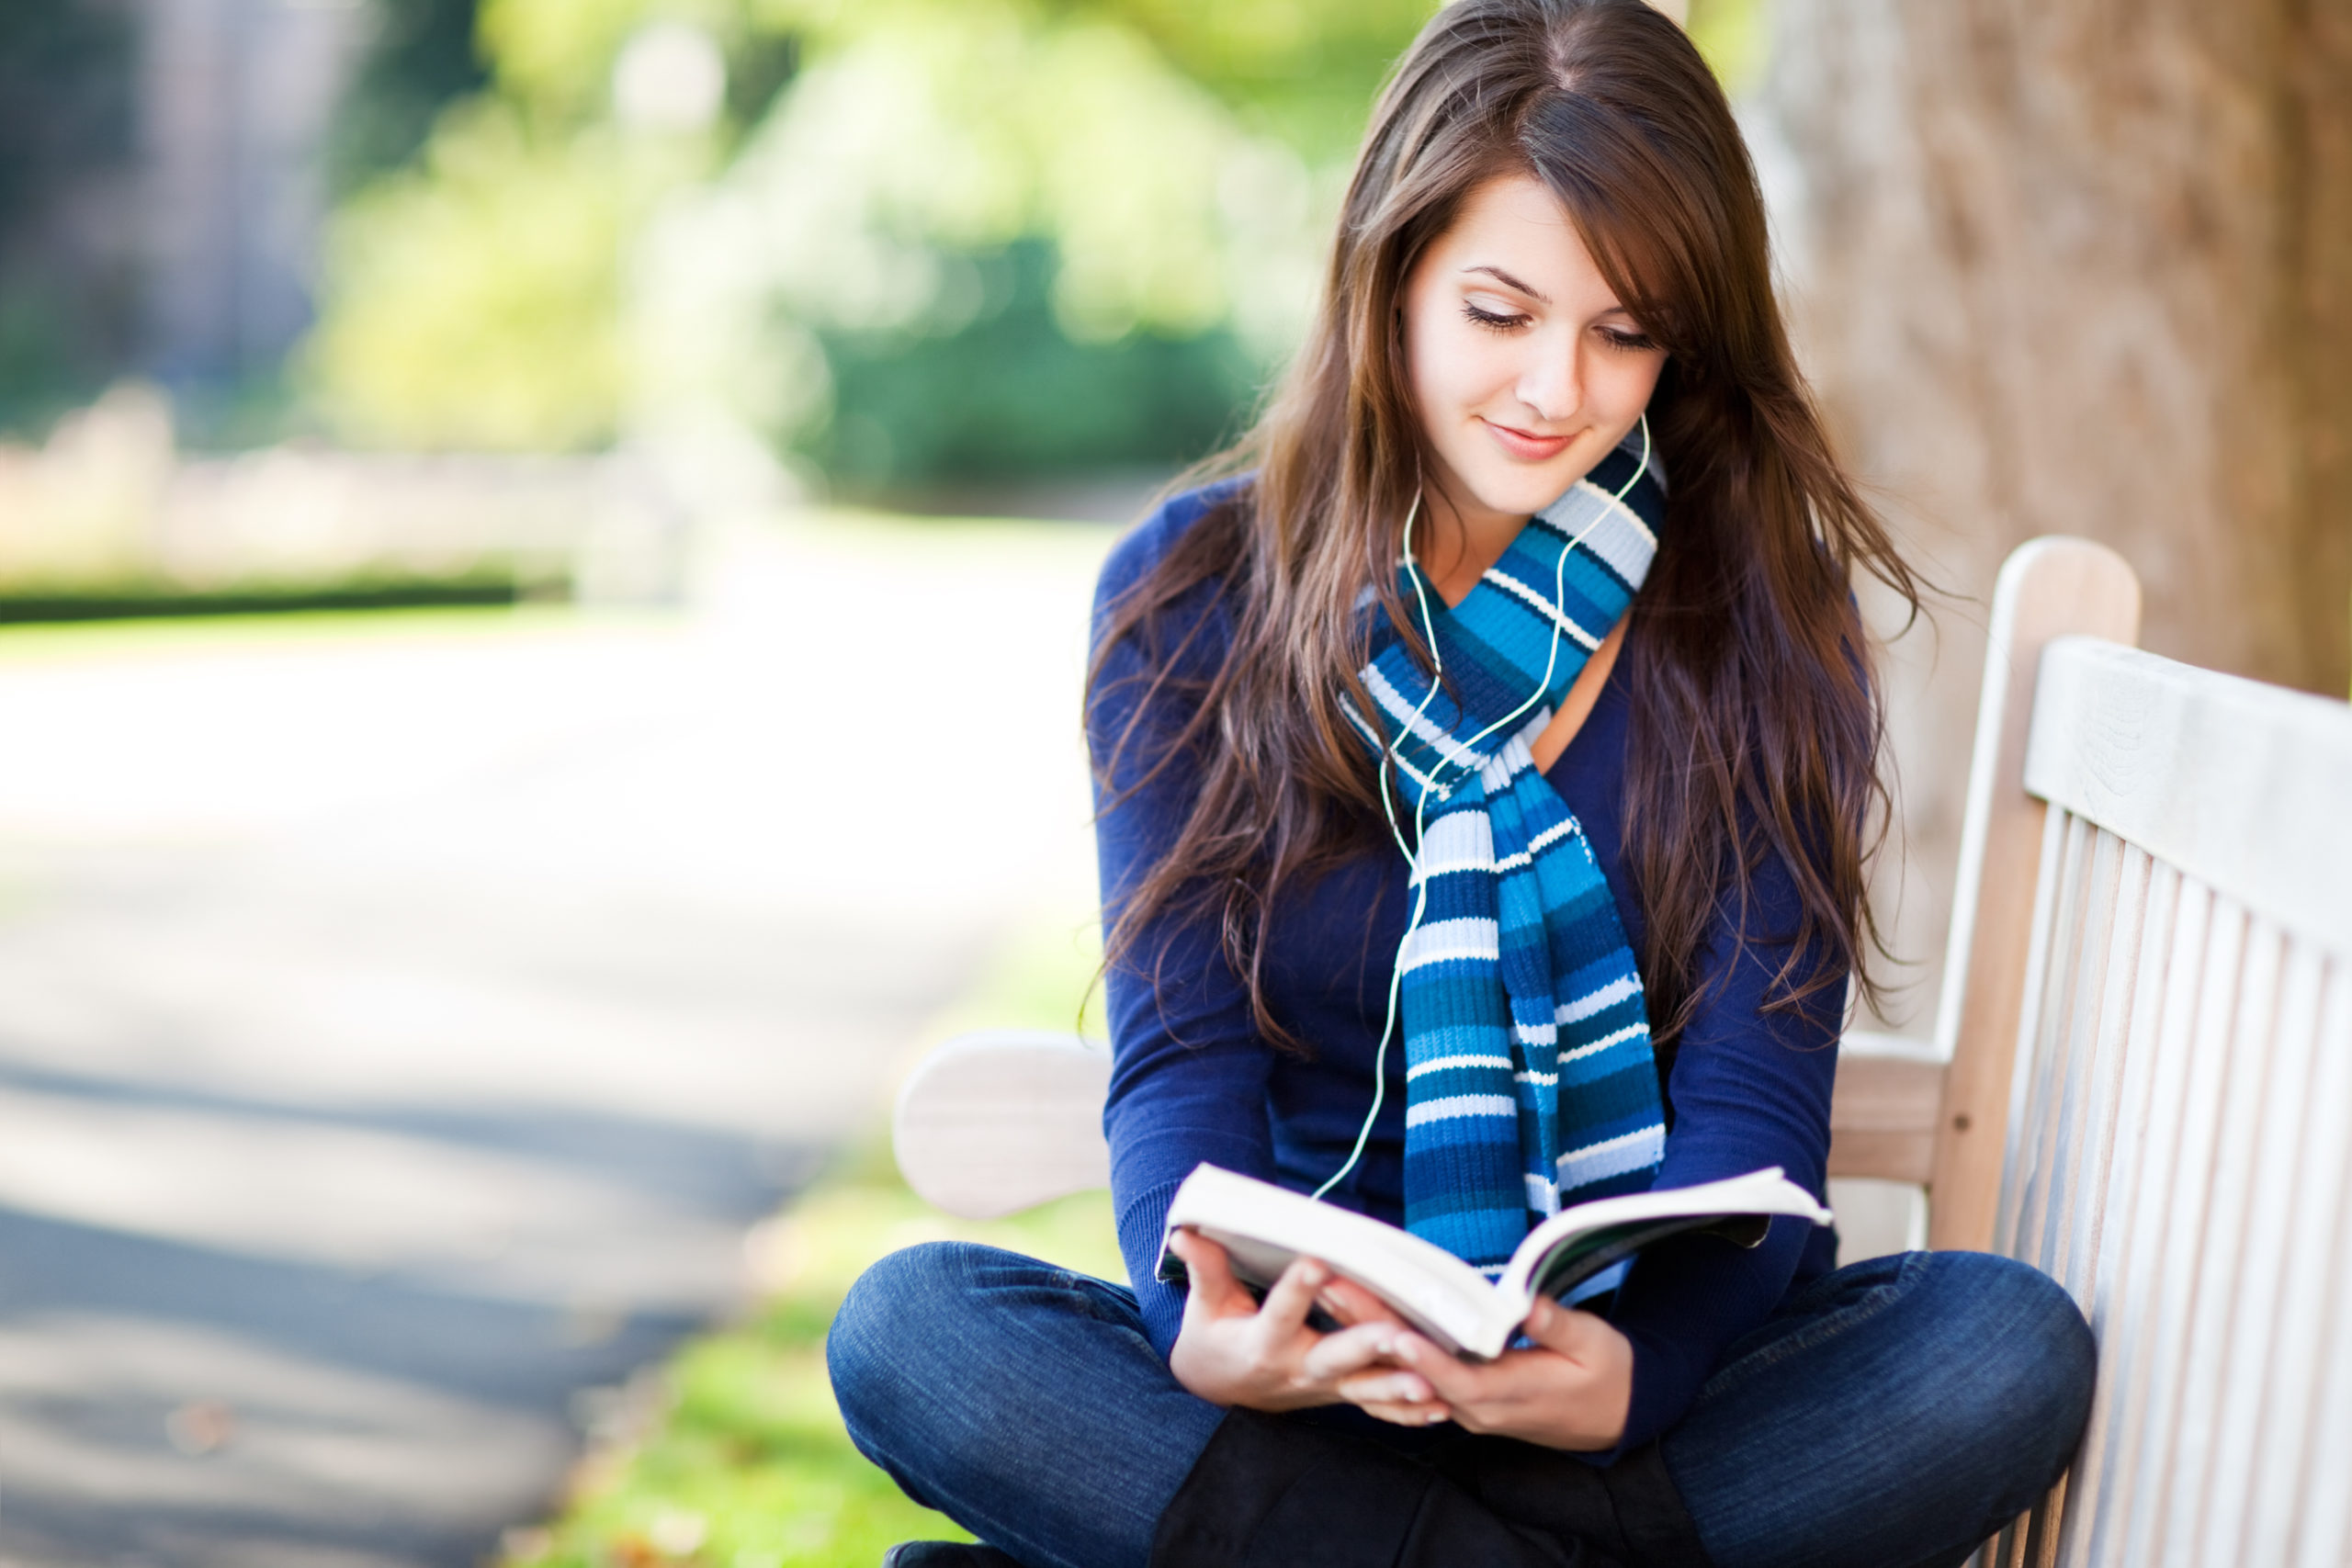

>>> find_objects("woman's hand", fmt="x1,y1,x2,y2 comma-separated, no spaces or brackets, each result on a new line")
1164,1228,1406,1412
1335,1297,1635,1450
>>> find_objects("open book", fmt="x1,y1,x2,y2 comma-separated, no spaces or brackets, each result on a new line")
1157,1163,1834,1360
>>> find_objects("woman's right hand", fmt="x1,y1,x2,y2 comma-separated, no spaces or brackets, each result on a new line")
1164,1227,1427,1413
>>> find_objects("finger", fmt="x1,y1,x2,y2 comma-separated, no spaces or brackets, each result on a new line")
1389,1333,1488,1404
1356,1400,1455,1428
1168,1229,1250,1318
1257,1256,1330,1335
1334,1369,1435,1405
1316,1276,1401,1329
1518,1297,1589,1353
1301,1321,1405,1382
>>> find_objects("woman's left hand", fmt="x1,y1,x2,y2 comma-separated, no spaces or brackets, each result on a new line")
1332,1296,1634,1451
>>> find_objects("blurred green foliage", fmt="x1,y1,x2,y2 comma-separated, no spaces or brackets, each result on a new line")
815,241,1258,484
303,0,1434,469
304,105,663,452
327,0,491,196
305,0,1763,481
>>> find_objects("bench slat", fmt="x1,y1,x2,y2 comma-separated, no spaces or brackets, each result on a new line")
2056,848,2179,1567
2205,934,2330,1563
2158,907,2281,1560
2285,969,2352,1568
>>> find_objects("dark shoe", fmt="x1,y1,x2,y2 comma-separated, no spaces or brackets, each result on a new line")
880,1543,1024,1568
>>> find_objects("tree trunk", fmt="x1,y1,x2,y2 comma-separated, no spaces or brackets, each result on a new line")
1751,0,2352,1032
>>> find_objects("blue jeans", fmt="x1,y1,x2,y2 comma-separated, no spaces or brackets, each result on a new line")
829,1245,2094,1568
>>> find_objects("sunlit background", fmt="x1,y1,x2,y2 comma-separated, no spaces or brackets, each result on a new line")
0,0,2344,1562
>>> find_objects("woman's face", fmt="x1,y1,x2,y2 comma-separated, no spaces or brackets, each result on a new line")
1400,172,1668,536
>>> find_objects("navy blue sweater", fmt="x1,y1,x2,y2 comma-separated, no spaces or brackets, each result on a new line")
1088,483,1845,1454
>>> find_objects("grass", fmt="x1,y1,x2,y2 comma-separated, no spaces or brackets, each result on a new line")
499,1159,1120,1568
499,915,1116,1568
0,600,626,667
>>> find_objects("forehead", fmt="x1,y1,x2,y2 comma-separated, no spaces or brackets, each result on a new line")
1427,173,1614,302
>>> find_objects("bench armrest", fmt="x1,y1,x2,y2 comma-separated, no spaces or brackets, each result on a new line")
893,1030,1112,1219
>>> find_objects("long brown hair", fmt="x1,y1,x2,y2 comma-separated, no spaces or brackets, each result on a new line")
1089,0,1919,1064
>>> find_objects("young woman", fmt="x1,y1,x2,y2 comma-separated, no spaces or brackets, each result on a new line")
830,4,2096,1565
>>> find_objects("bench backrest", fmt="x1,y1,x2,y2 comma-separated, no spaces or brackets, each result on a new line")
1981,634,2352,1568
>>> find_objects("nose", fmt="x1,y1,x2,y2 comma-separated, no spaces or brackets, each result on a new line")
1514,332,1583,426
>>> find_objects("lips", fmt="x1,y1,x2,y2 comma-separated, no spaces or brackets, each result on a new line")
1480,418,1574,461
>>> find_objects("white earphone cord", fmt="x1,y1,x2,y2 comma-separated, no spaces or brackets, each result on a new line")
1311,413,1653,1202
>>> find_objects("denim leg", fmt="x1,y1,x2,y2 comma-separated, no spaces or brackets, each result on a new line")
827,1241,1225,1568
1661,1250,2097,1568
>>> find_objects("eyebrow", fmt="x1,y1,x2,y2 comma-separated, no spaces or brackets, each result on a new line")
1461,265,1552,305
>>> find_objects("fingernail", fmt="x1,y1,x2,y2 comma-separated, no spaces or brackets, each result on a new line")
1531,1300,1554,1331
1395,1340,1418,1363
1374,1337,1395,1357
1425,1409,1446,1425
1301,1264,1328,1286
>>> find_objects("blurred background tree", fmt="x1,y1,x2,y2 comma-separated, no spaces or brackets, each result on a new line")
1753,0,2352,1031
301,0,1440,482
326,0,491,197
0,0,137,434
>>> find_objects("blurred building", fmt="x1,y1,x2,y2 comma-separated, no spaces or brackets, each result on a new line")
139,0,370,386
0,0,370,417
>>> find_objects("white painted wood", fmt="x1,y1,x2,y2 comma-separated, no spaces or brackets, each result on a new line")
2024,637,2352,961
2158,913,2281,1568
2007,818,2136,1568
2034,821,2129,1282
2202,939,2328,1564
2057,855,2182,1568
2054,839,2153,1302
2286,967,2352,1568
2110,896,2245,1563
900,1025,1955,1212
1934,537,2143,1252
891,1030,1110,1220
1996,806,2086,1258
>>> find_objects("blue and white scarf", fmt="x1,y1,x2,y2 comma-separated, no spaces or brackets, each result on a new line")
1347,431,1670,1273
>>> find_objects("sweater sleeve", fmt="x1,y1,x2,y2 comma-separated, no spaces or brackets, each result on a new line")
1600,844,1845,1456
1087,497,1281,1360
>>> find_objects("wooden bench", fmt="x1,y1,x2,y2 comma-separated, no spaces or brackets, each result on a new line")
892,537,2352,1566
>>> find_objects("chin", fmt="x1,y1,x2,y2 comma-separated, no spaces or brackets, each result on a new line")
1467,467,1580,520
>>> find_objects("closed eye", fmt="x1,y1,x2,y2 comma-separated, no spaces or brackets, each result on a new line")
1598,324,1658,352
1463,301,1529,333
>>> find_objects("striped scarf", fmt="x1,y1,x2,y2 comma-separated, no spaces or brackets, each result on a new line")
1349,433,1669,1273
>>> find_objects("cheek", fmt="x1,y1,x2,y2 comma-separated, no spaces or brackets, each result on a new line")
1408,312,1509,419
1600,355,1668,424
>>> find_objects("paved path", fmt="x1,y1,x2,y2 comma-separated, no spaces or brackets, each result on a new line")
0,516,1111,1566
